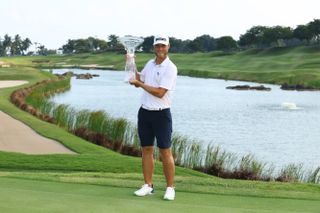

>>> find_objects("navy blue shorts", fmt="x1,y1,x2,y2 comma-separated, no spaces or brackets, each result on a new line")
137,107,172,149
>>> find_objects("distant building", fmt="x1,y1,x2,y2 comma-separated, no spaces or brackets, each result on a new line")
56,49,63,55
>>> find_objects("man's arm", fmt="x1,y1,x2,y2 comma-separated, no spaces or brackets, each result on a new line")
129,79,168,98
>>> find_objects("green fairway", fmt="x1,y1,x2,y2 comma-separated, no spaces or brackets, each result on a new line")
1,177,319,213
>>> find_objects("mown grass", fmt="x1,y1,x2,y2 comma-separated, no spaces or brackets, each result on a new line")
1,170,320,201
1,176,320,213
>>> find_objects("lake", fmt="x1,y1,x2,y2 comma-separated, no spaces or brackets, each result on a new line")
50,69,320,169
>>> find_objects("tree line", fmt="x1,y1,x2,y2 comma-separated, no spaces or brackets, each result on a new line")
61,19,320,54
0,34,56,57
61,34,238,54
1,19,319,56
239,19,320,49
0,34,32,56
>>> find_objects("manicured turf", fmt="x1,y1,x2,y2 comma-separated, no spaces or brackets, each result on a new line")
1,177,320,213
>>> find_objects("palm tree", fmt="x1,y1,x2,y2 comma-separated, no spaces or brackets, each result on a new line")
2,34,12,56
0,38,3,56
10,34,22,56
21,38,32,55
37,45,47,56
108,34,119,49
308,19,320,44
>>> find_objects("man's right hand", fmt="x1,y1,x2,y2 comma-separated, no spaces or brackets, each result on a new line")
129,79,141,88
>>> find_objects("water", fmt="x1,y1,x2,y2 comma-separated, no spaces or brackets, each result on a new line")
50,69,320,169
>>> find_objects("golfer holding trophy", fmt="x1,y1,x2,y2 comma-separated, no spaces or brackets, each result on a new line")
120,35,178,201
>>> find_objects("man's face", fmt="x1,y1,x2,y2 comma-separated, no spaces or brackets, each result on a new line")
154,44,170,58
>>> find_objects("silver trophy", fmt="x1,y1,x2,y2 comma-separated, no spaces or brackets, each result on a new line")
118,36,144,82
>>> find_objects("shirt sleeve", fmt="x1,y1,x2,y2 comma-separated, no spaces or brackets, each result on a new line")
159,66,177,90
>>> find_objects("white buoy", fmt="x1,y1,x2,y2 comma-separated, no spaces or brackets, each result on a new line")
281,102,298,110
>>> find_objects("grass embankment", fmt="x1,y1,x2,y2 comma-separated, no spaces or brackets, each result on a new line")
11,71,320,182
0,53,320,212
1,45,320,88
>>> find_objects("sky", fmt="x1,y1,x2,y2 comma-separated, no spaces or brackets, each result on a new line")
0,0,319,49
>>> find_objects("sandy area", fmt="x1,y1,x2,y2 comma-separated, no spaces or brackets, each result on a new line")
0,80,76,154
0,111,76,154
0,80,29,89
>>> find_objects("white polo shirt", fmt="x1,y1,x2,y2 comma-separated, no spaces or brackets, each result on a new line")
140,57,177,109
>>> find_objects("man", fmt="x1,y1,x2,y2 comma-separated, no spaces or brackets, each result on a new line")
128,35,177,201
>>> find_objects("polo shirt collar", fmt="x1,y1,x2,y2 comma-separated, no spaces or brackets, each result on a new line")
152,56,170,67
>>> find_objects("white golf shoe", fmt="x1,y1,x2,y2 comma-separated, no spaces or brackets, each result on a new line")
134,184,154,196
163,187,175,201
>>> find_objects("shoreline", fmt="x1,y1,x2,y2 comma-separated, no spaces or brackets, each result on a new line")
41,69,317,174
2,45,320,90
1,66,318,181
47,66,320,91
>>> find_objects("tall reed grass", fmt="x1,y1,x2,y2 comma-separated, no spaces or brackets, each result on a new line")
11,76,320,184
